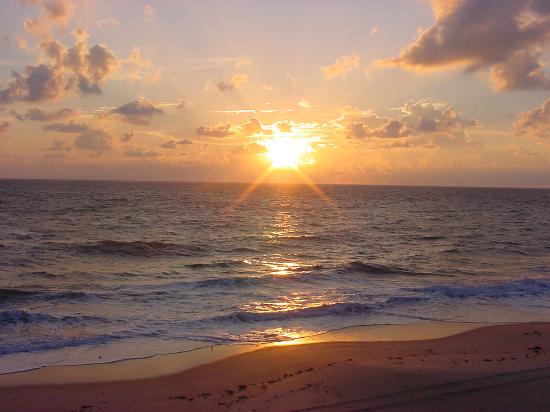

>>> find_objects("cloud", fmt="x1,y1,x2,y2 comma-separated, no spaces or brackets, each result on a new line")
234,59,251,69
401,99,477,133
111,99,165,125
276,122,292,132
12,107,76,121
43,121,89,133
378,0,550,91
125,147,159,158
0,121,9,135
124,47,161,83
231,142,267,156
175,99,193,110
348,118,412,139
321,53,361,79
160,139,193,149
120,130,135,142
344,99,477,144
46,139,72,151
370,26,379,36
42,121,116,151
0,32,118,104
514,98,550,137
217,73,248,92
240,118,266,135
95,18,119,28
286,73,299,85
144,5,156,22
298,100,311,108
0,64,65,103
22,0,73,40
74,128,113,151
196,124,233,137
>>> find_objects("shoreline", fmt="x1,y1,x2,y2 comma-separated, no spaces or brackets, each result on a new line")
0,322,483,387
2,322,549,411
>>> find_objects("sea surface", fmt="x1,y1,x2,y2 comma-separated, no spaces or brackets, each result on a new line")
1,179,550,373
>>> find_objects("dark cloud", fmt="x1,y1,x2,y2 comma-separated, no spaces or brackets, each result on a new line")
120,130,135,142
42,0,71,21
379,0,550,91
0,121,9,135
345,100,477,144
11,107,76,121
111,99,165,125
125,147,159,158
514,98,550,138
196,124,233,137
348,119,412,139
217,73,248,92
46,139,72,151
74,128,113,151
0,64,64,103
0,30,118,104
160,139,192,149
43,121,89,133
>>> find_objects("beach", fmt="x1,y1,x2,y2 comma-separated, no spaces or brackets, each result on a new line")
2,0,550,409
1,322,549,411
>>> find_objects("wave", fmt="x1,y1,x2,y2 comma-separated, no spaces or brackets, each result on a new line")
0,288,96,304
0,333,133,356
24,271,63,278
384,296,427,305
185,260,247,270
413,235,446,241
216,246,262,254
194,276,265,288
75,240,207,257
409,277,550,299
0,309,107,326
0,288,39,301
211,302,375,323
339,261,416,275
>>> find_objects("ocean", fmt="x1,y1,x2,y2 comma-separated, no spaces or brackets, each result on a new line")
1,179,549,373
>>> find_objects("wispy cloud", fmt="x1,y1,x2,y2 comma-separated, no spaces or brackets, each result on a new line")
321,53,361,79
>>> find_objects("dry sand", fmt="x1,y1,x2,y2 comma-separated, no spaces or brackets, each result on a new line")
1,322,549,411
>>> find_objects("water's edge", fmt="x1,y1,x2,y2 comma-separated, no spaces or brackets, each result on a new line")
0,321,497,387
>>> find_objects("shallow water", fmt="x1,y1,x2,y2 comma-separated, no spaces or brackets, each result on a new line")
1,180,549,372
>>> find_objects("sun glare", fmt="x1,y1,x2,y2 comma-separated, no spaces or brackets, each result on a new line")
262,137,312,169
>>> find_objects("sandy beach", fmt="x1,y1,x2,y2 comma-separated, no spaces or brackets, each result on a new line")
1,322,549,411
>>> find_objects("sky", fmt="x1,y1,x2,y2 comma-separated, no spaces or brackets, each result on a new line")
0,0,549,187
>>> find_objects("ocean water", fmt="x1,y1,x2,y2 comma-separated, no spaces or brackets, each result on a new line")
1,179,550,373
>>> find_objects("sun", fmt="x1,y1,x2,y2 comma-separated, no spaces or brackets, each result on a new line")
262,137,312,169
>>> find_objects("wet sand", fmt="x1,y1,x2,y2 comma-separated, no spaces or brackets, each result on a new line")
0,322,549,411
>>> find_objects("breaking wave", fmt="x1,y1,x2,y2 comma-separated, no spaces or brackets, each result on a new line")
409,278,550,299
211,302,375,323
0,309,107,326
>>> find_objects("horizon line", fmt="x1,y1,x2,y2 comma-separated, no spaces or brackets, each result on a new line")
0,177,549,191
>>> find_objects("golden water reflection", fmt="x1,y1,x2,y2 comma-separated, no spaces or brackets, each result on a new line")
241,293,339,313
264,260,305,276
